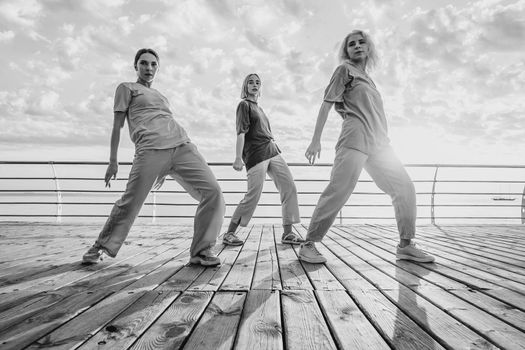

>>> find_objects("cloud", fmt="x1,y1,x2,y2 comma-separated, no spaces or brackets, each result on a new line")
190,47,225,73
0,0,43,27
472,0,525,52
0,0,523,165
0,30,15,42
365,1,525,151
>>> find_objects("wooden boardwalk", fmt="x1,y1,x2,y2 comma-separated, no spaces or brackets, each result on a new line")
0,223,524,349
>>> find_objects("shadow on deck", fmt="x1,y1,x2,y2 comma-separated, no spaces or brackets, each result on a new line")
0,223,524,349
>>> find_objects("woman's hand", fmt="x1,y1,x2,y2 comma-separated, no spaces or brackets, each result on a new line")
105,161,118,188
233,157,244,171
305,140,321,165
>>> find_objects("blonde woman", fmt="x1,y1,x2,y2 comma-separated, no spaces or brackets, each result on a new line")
299,30,434,264
222,73,302,246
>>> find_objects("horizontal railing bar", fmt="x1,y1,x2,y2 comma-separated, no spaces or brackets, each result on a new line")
0,202,521,208
2,160,525,168
2,177,523,185
0,214,519,220
0,190,522,196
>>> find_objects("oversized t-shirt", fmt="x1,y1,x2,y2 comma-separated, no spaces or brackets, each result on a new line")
236,99,280,170
324,62,390,154
114,82,190,151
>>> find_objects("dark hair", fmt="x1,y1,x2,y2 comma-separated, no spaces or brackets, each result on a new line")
134,48,160,69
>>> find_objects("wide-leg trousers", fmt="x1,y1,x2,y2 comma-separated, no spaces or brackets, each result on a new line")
231,154,300,227
96,142,225,258
306,146,416,241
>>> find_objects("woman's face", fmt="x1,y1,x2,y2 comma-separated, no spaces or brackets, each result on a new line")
245,75,261,97
135,52,159,83
346,34,368,62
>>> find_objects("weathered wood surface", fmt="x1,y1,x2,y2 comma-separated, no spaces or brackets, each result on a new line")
0,223,524,350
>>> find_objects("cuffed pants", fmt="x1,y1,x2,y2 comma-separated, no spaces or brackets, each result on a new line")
306,146,416,241
96,142,225,258
231,154,300,227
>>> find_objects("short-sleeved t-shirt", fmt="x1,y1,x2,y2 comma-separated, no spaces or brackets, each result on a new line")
236,99,280,170
324,63,390,154
114,82,190,151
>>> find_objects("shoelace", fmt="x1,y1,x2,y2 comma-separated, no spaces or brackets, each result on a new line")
306,242,322,255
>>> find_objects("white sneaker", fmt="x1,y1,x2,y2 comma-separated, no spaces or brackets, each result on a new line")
281,232,305,245
298,241,327,263
396,242,435,263
189,248,221,267
222,232,243,246
82,245,104,264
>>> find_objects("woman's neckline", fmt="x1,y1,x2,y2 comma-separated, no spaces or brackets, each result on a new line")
136,79,152,88
348,61,368,75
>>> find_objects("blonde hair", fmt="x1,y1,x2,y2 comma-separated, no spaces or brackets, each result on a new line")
240,73,261,99
338,30,378,72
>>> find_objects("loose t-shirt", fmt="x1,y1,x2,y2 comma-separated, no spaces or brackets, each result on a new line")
324,62,390,154
114,82,190,151
236,99,280,170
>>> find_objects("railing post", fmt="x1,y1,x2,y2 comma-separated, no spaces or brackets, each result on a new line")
431,166,439,225
521,186,525,224
152,190,157,224
49,162,62,223
339,209,343,225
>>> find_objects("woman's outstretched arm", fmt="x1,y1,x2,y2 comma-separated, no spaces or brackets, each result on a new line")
305,101,334,165
233,133,245,171
105,111,126,187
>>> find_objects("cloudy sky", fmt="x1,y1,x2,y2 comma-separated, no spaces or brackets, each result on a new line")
0,0,524,165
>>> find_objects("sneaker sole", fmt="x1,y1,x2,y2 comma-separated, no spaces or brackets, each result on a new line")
189,257,221,266
281,240,303,245
81,256,100,264
396,254,435,263
298,254,327,264
223,240,244,246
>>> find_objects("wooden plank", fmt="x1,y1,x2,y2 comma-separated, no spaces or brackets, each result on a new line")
220,225,262,291
130,291,213,350
325,229,525,350
320,231,449,350
235,290,283,349
0,235,175,294
0,238,191,335
336,226,525,329
317,236,470,350
405,226,525,271
0,247,88,278
294,225,345,291
350,226,525,307
77,289,180,349
275,228,312,290
251,225,282,290
25,253,190,349
281,290,337,349
183,291,246,350
0,225,94,261
417,225,525,264
426,226,525,252
187,227,249,291
146,251,204,291
316,290,390,349
26,290,148,350
0,288,114,350
0,223,524,350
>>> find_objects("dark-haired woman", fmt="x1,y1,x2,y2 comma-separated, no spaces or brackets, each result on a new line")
82,48,224,267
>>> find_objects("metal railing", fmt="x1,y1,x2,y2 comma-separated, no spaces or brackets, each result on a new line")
1,161,524,224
